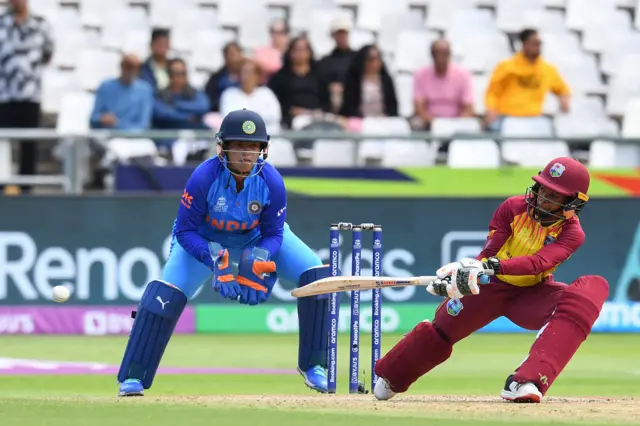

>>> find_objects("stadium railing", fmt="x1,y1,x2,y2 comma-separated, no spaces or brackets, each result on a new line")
0,128,639,194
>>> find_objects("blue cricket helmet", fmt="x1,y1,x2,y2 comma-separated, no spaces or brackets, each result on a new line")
217,109,270,144
216,109,271,176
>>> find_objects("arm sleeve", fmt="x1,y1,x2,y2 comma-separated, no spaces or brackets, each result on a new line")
125,84,152,130
549,66,571,96
499,224,584,276
256,169,287,258
89,83,107,128
484,62,509,111
179,91,211,115
41,18,54,62
174,162,219,270
475,199,514,260
152,97,192,123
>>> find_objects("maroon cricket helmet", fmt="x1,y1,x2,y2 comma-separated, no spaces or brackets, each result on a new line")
526,157,591,221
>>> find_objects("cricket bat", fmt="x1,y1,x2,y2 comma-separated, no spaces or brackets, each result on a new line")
291,271,494,298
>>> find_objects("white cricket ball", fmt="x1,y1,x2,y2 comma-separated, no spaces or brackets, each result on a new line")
52,285,70,303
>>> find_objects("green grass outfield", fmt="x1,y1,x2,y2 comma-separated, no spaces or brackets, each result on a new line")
0,334,638,426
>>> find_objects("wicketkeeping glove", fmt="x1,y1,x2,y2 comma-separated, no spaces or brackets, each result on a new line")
427,258,494,299
209,242,241,300
236,247,277,306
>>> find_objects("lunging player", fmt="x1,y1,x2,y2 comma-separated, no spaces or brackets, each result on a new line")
373,157,609,403
117,109,333,396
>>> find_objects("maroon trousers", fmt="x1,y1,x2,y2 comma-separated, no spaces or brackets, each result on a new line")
375,275,609,396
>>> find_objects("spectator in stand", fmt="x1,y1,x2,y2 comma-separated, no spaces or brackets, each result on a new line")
152,58,210,132
253,19,289,82
318,14,356,113
90,54,153,131
268,36,331,128
0,0,54,193
139,28,171,93
219,58,281,135
204,41,244,112
485,28,570,131
339,44,398,118
412,39,474,130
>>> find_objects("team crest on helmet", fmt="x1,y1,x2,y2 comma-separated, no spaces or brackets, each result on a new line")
242,120,256,135
248,200,262,215
549,163,565,178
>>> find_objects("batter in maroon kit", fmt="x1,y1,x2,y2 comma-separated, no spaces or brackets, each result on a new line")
373,157,609,403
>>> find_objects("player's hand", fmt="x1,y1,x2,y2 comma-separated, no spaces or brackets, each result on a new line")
426,258,489,299
209,244,241,300
237,247,277,306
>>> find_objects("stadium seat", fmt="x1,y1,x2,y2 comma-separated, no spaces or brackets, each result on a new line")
76,49,121,92
394,74,415,118
502,140,571,166
431,117,482,137
56,92,96,135
555,115,619,138
378,13,423,55
312,139,356,167
426,0,476,31
447,139,501,168
565,0,618,32
589,140,640,168
357,0,410,32
358,117,412,165
472,75,489,116
622,97,640,136
107,138,161,163
41,68,79,115
501,116,553,138
267,138,298,166
381,140,435,167
600,32,640,76
582,10,632,54
496,0,545,33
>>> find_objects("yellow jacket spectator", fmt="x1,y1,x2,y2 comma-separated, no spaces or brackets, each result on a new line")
485,29,570,130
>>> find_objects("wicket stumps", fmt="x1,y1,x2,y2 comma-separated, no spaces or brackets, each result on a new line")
328,222,383,394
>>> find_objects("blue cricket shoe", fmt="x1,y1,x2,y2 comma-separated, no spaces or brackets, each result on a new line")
298,365,328,393
118,378,144,397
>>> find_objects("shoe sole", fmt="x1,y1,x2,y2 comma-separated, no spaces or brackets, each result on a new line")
500,390,541,403
297,367,328,394
118,390,144,397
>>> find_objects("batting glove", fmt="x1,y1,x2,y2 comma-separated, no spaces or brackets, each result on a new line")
237,247,277,306
427,258,491,299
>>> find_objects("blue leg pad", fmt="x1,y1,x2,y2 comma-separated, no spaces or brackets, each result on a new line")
297,265,339,370
117,280,187,389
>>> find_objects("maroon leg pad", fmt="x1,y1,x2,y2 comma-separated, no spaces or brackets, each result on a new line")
513,275,609,395
374,321,452,393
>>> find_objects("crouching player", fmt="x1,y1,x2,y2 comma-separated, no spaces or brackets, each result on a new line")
117,109,333,396
373,157,609,403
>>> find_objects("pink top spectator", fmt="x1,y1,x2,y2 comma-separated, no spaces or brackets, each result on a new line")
413,64,473,118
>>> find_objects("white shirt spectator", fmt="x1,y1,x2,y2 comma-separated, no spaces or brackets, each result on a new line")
220,86,282,135
0,12,54,103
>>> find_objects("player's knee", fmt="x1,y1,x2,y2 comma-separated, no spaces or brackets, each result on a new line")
139,280,188,316
568,275,609,309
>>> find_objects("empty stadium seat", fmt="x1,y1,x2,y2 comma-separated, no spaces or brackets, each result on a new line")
107,138,161,163
394,74,415,118
56,92,96,135
589,140,640,168
312,139,356,167
431,117,482,137
358,117,412,165
502,140,571,166
447,139,501,168
622,97,640,136
496,0,545,33
266,138,298,166
381,140,435,167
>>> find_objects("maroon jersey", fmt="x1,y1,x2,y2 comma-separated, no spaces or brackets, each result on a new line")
476,196,584,287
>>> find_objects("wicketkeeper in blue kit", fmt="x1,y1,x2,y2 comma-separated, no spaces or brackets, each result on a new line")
117,109,335,396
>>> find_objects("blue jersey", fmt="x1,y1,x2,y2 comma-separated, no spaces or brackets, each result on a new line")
172,157,287,270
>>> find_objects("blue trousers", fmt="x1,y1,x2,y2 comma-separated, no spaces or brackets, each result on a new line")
162,222,322,299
